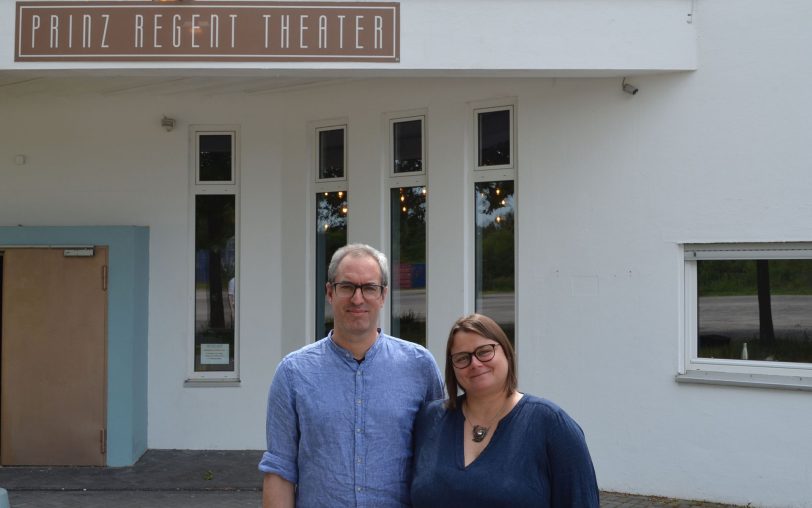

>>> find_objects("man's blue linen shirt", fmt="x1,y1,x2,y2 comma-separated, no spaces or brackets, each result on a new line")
259,332,445,508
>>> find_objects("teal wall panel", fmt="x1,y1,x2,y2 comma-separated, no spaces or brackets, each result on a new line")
0,227,149,466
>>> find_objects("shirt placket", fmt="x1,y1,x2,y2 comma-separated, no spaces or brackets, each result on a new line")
353,364,366,505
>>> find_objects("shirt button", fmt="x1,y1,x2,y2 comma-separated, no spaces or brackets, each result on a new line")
357,487,362,492
356,457,362,464
357,371,362,376
356,428,362,433
356,399,362,405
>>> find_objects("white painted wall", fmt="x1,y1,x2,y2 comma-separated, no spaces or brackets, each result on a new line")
1,0,811,506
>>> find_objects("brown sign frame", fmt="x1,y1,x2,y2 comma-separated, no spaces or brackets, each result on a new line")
15,1,400,63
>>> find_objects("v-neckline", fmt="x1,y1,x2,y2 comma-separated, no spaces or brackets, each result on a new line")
455,394,525,469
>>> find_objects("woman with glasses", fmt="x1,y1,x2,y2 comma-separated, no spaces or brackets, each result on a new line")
411,314,599,507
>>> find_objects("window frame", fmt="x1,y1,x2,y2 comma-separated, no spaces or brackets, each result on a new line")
384,109,428,342
473,104,515,172
468,98,518,347
679,242,812,390
315,124,348,184
389,114,426,177
195,132,236,185
308,119,350,342
186,126,240,384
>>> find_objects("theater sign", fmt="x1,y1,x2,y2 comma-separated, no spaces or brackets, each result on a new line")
14,1,400,62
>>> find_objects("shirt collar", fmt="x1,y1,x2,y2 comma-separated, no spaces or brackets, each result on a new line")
327,328,385,365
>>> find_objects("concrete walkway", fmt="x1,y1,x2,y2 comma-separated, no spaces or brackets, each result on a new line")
0,450,742,508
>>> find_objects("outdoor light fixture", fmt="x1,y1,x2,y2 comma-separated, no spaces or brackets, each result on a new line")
161,116,176,132
622,77,639,96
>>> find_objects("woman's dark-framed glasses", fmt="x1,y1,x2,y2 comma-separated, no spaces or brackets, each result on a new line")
450,343,500,369
332,282,385,299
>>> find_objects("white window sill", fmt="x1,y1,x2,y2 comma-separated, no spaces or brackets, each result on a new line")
184,379,241,388
675,371,812,392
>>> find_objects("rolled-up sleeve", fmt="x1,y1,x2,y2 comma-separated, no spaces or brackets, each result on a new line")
258,359,300,485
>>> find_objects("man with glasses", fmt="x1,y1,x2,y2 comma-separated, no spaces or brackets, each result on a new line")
259,243,444,508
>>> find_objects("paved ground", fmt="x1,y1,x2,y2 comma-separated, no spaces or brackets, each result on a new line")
0,450,743,508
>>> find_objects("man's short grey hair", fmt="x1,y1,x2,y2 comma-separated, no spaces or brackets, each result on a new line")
327,243,389,287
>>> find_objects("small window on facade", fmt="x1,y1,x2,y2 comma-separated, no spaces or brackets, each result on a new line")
198,134,234,183
191,129,238,379
392,117,424,175
390,186,427,346
315,191,348,339
476,107,512,169
474,180,515,345
317,127,346,181
682,244,812,386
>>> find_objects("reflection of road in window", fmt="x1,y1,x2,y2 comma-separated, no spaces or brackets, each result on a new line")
698,259,812,363
390,186,427,346
474,181,515,345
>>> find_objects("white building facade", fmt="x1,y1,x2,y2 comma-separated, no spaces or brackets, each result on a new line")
1,1,811,506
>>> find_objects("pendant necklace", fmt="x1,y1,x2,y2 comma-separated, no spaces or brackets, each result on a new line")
463,396,512,443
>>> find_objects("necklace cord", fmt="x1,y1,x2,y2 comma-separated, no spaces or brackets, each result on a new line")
462,395,513,442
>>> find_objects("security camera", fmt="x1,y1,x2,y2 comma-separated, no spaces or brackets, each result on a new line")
622,83,639,95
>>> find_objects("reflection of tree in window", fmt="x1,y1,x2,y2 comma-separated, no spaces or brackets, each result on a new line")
476,182,515,293
475,181,515,344
315,191,348,339
195,194,235,371
395,187,426,262
698,259,812,363
391,187,427,345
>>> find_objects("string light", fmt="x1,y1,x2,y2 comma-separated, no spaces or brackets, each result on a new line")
342,207,348,214
337,191,343,198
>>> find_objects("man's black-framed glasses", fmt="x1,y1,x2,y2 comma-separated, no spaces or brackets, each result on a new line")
331,282,386,299
450,343,501,369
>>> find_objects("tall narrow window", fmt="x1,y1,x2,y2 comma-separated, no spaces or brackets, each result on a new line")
192,130,238,378
472,100,516,345
314,122,348,340
390,186,427,345
475,181,515,345
388,113,427,345
315,191,348,339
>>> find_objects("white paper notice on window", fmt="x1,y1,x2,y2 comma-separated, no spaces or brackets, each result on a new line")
200,344,230,365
